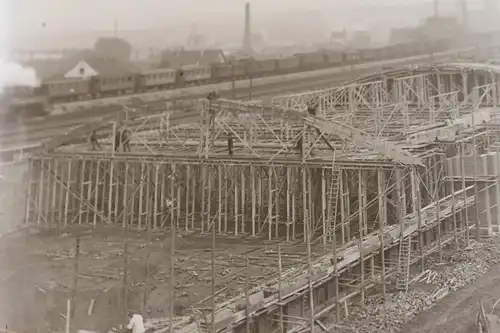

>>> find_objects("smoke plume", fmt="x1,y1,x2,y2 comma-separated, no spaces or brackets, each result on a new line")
0,59,39,91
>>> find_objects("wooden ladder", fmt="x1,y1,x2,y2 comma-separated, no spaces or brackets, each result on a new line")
326,153,341,243
396,237,412,292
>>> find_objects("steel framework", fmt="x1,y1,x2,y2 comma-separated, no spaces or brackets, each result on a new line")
5,60,500,333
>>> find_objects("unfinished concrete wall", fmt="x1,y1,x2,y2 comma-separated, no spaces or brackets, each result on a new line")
0,161,28,235
446,151,500,234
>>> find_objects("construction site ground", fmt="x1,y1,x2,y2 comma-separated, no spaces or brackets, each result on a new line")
0,226,325,333
402,242,500,333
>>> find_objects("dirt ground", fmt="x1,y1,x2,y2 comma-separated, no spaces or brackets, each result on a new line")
402,252,500,333
0,226,324,333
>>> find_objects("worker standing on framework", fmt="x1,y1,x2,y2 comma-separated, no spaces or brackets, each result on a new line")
295,99,318,157
114,126,131,152
121,127,131,152
205,90,219,154
88,130,101,151
227,133,234,156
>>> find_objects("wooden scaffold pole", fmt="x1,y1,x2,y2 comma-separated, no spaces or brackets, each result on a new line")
71,236,81,318
245,254,250,333
170,207,176,333
278,244,284,333
211,199,216,333
460,142,470,246
377,169,387,327
123,208,130,316
472,109,480,241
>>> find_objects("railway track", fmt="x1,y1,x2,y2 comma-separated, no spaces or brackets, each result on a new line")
0,76,346,151
0,49,475,153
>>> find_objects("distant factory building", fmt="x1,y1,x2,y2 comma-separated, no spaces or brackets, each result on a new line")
390,16,462,44
348,31,372,49
390,27,422,44
330,30,348,48
421,16,462,40
48,51,139,80
156,49,226,69
23,50,139,82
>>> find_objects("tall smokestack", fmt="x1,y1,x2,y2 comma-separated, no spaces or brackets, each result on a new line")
243,2,252,55
461,0,468,32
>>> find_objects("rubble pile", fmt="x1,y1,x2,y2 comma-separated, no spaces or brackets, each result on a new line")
331,289,433,333
329,239,500,333
424,239,500,291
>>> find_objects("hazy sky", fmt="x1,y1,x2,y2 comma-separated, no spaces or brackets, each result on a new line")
0,0,490,51
4,0,480,34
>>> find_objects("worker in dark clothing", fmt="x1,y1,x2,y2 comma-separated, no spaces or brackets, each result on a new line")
88,130,100,151
114,130,122,152
207,90,218,101
227,134,234,156
307,100,318,116
121,128,131,152
295,136,304,157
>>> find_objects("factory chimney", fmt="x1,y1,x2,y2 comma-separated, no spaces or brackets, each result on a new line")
460,0,468,32
434,0,439,16
243,2,252,55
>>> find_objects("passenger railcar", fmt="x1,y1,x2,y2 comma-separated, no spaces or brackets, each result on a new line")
377,47,391,60
324,51,344,66
211,63,246,81
344,50,361,64
97,74,136,96
44,78,92,103
23,36,463,115
359,48,377,62
245,59,277,77
180,65,212,84
140,68,177,90
276,56,300,72
0,92,48,123
296,52,325,69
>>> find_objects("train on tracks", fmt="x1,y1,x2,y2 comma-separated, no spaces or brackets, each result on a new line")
0,32,492,123
38,39,454,104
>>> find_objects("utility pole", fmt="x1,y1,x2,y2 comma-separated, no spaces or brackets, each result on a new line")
231,60,236,100
70,237,80,318
248,76,253,101
460,0,468,33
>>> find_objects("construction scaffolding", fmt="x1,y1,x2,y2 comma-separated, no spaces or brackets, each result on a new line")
5,62,500,332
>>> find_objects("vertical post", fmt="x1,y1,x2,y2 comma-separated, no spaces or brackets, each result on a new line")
450,156,460,250
472,111,480,241
123,213,129,316
377,169,387,326
461,143,470,246
231,62,236,100
170,212,176,333
358,170,365,306
245,255,250,333
435,160,443,263
143,253,151,314
112,122,117,154
331,182,340,323
71,237,80,318
306,209,314,333
66,299,71,333
278,244,284,333
211,207,216,333
249,76,253,101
